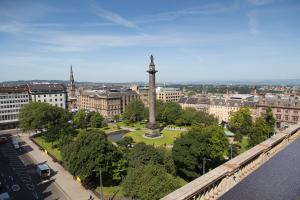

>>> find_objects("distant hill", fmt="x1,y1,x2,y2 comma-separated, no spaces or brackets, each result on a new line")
1,79,300,87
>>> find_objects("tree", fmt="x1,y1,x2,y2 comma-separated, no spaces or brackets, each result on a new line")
156,100,165,122
123,100,146,123
19,102,71,142
264,107,275,136
73,109,87,129
128,142,163,168
228,107,253,135
172,125,229,181
248,117,268,147
161,102,183,124
19,102,51,132
117,136,134,149
90,112,104,128
113,114,120,122
122,164,181,200
61,129,124,185
176,107,218,126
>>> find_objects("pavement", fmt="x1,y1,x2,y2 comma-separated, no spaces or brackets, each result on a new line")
220,137,300,200
0,129,98,200
0,131,67,200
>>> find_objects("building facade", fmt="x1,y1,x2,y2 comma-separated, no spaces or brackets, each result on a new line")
130,85,149,107
156,87,183,102
77,89,139,119
257,94,300,128
0,85,30,129
28,84,67,109
178,95,257,123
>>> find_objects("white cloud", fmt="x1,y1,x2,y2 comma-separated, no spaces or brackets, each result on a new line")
247,0,274,6
135,3,238,24
90,1,137,29
247,10,259,35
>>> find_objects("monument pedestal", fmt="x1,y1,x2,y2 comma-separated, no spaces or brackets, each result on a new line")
145,122,161,138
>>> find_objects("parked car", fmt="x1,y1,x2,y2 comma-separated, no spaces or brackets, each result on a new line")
0,137,7,144
0,192,10,200
11,138,20,150
36,164,51,179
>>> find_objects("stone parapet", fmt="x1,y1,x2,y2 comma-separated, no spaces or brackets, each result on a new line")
161,124,300,200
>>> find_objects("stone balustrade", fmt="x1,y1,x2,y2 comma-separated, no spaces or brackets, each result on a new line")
161,124,300,200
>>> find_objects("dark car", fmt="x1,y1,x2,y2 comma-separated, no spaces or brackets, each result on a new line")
0,137,8,144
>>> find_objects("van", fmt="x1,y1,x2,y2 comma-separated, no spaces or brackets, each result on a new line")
36,164,51,179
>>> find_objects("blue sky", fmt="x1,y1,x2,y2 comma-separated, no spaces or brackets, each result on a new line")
0,0,299,83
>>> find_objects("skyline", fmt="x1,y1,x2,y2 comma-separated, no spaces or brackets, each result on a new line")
0,0,300,82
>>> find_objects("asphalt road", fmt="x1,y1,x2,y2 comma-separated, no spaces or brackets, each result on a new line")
220,138,300,200
0,130,68,200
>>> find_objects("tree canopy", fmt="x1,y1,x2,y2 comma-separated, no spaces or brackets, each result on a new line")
61,129,125,185
122,164,181,200
228,107,253,135
172,125,229,181
248,117,269,147
123,100,146,123
128,142,163,168
73,109,87,129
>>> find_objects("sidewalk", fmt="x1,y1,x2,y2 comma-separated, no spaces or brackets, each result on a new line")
19,133,99,200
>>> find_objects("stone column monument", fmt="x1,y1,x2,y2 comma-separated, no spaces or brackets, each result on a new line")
146,55,160,137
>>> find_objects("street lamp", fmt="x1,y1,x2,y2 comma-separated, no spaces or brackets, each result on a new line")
202,157,211,175
230,144,233,159
93,167,103,200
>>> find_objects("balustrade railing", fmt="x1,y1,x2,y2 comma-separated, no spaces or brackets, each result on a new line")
161,124,300,200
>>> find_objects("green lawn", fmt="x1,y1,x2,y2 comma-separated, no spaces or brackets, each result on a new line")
116,121,146,129
124,129,184,147
34,137,62,161
239,136,249,154
96,186,124,198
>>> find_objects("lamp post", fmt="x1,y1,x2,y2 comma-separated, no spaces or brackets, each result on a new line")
202,157,211,175
230,144,233,159
93,167,103,200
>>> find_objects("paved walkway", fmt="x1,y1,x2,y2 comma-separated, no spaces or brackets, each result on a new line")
19,133,99,200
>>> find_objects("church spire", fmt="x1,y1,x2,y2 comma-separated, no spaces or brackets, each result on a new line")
68,65,75,98
70,65,74,83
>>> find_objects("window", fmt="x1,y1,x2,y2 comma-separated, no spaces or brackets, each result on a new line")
285,115,289,121
292,116,299,122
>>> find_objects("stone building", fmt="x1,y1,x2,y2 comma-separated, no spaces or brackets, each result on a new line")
28,84,67,109
0,85,30,129
156,87,183,102
178,95,257,123
130,85,149,107
257,94,300,128
77,89,139,120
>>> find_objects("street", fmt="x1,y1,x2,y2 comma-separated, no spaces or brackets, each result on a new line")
0,130,68,200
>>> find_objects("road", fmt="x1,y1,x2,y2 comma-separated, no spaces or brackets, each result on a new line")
0,130,68,200
220,137,300,200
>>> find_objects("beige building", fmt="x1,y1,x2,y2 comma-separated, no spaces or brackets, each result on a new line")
130,85,149,107
178,95,257,123
78,89,139,119
156,87,183,102
257,94,300,128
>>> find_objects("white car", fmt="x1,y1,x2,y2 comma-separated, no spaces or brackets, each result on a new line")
13,143,20,150
0,192,10,200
